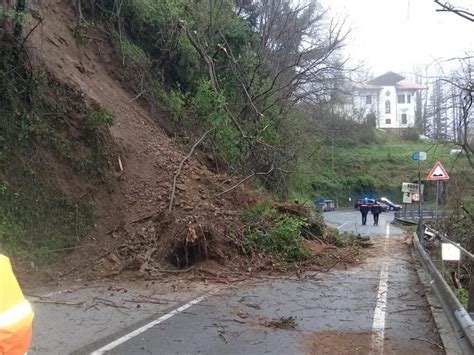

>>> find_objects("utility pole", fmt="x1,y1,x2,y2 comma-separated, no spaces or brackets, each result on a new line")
418,158,422,222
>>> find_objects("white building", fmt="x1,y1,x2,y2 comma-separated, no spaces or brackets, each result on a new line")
344,71,424,129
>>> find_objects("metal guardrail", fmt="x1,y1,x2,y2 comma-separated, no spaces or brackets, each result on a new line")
413,227,474,354
394,217,418,225
425,226,474,260
395,209,444,220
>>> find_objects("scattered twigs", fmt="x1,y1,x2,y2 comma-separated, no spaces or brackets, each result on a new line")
91,297,130,310
322,251,359,272
30,299,84,306
410,337,444,349
168,128,214,211
302,228,326,244
124,299,167,305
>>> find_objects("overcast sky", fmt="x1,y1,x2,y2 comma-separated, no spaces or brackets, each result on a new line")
323,0,474,78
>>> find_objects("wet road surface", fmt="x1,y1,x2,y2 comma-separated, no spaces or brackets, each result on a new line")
31,211,444,354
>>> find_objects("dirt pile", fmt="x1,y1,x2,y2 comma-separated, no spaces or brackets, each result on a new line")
22,0,261,279
19,1,364,283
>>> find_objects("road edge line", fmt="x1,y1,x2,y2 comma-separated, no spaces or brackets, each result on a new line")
369,223,390,354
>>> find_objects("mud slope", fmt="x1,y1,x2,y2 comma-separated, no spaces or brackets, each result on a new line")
26,0,256,278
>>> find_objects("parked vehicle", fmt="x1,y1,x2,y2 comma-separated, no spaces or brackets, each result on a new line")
315,199,336,212
322,200,336,212
379,197,402,211
354,198,375,209
376,200,390,212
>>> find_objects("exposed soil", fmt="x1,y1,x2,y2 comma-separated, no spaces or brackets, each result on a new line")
304,330,444,355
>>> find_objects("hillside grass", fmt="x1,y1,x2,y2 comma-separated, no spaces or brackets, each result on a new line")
290,131,473,206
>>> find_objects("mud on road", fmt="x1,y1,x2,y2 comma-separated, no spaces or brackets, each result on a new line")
29,216,444,354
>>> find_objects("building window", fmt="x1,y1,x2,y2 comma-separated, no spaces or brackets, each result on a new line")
398,94,405,103
385,90,390,96
407,94,411,104
385,100,391,113
366,95,372,105
385,118,391,124
401,113,407,124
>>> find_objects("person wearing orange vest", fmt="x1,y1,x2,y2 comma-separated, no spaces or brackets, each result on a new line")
0,254,34,355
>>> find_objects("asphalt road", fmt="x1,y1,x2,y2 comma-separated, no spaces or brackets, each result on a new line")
29,210,444,354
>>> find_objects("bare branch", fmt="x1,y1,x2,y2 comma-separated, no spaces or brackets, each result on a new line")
216,165,274,197
169,128,214,211
434,0,474,22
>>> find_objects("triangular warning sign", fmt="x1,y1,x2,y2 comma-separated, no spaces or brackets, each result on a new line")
426,162,449,181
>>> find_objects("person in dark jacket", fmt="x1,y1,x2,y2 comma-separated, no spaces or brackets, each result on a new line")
371,203,383,226
359,203,370,225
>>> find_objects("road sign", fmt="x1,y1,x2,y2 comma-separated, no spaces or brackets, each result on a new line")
412,151,427,161
426,162,449,181
442,243,460,261
402,192,412,203
401,183,423,194
412,193,420,202
402,182,419,193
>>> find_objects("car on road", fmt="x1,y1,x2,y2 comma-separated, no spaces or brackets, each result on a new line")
375,200,390,212
354,198,375,209
355,198,392,212
379,197,402,211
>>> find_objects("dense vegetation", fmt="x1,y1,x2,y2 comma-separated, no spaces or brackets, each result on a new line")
290,131,473,206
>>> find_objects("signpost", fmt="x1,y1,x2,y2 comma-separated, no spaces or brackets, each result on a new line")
426,161,449,227
412,152,426,235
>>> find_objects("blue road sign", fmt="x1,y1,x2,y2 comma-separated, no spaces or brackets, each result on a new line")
412,151,427,161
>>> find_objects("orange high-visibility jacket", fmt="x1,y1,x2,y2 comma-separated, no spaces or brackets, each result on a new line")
0,254,34,355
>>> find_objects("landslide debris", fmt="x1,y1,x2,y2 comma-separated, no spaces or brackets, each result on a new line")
5,0,364,283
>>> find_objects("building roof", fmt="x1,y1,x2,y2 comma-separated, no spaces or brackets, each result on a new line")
352,82,382,90
395,79,426,90
367,71,405,86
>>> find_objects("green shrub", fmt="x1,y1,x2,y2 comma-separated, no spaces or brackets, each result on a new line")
243,202,311,262
455,287,469,308
401,127,420,142
71,21,94,44
84,107,116,130
242,201,275,223
165,88,187,122
0,216,27,259
121,38,152,66
0,5,24,26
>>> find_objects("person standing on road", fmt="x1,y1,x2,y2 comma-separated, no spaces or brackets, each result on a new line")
371,202,382,226
359,203,370,225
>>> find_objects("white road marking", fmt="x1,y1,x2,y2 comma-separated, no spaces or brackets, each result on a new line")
90,295,207,354
370,223,390,354
384,223,390,240
337,222,349,230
